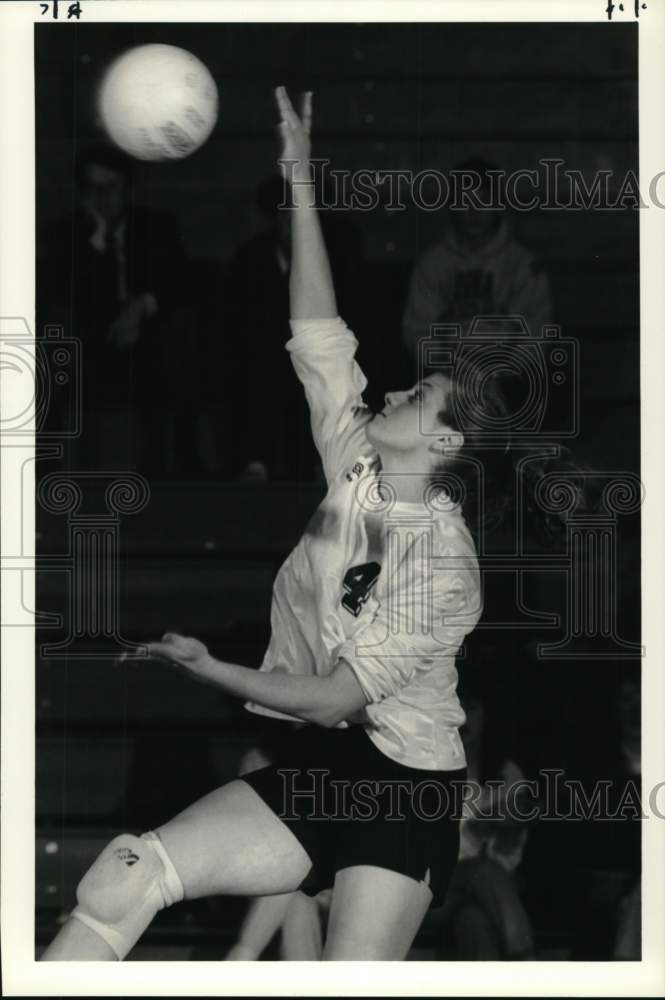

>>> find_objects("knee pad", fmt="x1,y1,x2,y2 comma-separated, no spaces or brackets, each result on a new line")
71,831,184,960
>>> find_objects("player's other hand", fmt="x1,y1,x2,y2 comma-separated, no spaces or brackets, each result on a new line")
275,85,312,183
147,632,211,678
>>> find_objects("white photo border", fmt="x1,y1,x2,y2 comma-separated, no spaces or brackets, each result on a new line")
1,0,663,995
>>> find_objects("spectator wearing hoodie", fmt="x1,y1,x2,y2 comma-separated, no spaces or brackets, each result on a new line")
402,158,553,358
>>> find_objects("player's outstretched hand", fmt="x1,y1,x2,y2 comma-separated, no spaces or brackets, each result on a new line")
147,632,211,678
275,85,312,183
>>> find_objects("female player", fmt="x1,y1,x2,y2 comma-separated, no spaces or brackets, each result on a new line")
43,86,489,961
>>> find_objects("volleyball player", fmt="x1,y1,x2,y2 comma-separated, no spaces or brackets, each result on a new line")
42,86,488,962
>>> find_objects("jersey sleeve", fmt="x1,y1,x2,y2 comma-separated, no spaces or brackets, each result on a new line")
287,316,373,484
336,526,482,703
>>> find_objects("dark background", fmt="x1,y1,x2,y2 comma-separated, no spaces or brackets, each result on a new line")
35,22,641,959
35,21,641,459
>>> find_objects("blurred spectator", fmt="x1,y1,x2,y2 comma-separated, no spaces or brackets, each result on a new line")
569,675,641,960
431,689,536,960
38,143,204,477
402,157,553,357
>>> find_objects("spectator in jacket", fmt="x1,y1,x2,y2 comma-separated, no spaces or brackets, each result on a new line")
402,157,553,358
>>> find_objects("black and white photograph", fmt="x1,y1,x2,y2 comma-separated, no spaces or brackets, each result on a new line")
1,0,664,994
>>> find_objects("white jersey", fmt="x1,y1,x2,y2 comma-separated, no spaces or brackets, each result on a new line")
245,317,483,770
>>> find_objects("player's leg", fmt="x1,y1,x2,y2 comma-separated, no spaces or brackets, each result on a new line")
280,891,326,960
321,865,432,961
225,893,296,960
40,910,120,961
40,827,187,962
41,779,312,961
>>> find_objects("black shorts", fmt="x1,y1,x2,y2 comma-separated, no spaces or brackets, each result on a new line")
240,722,466,907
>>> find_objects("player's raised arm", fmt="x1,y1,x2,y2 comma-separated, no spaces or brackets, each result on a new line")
274,86,371,485
275,86,336,320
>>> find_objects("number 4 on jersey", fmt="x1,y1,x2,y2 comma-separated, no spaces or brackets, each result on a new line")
341,561,381,617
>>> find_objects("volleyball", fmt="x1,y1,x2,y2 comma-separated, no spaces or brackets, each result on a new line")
97,44,219,162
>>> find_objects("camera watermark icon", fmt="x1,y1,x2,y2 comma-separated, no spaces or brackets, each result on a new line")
419,315,579,442
0,315,155,654
0,318,81,437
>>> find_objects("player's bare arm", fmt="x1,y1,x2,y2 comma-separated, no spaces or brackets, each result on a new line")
276,86,337,321
147,633,367,728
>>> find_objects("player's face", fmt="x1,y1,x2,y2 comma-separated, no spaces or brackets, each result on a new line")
366,372,453,456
